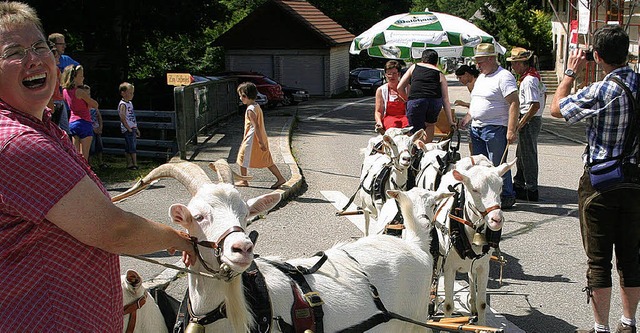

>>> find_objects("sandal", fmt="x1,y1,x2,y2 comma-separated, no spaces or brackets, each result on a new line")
270,180,286,189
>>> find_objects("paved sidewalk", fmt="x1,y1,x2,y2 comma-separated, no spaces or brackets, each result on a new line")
168,106,304,203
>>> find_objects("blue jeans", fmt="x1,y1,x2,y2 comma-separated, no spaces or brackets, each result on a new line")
123,130,137,153
470,125,515,198
514,116,541,191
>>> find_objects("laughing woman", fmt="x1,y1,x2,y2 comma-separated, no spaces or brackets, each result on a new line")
0,3,193,331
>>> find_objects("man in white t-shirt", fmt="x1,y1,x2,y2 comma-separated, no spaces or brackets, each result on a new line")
507,47,546,202
460,43,520,208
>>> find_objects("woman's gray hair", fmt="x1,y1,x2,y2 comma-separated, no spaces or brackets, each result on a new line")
0,2,43,34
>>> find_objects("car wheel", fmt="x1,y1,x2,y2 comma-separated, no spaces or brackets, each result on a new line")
282,94,293,106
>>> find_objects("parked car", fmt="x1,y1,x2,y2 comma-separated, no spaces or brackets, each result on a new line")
281,85,309,106
214,71,284,108
192,75,269,108
351,68,385,95
349,67,372,89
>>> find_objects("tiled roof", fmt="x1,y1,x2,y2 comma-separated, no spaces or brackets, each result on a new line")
274,0,354,45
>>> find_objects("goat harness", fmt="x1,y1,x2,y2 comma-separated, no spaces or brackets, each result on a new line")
189,226,246,281
123,293,147,333
437,183,501,261
176,244,328,333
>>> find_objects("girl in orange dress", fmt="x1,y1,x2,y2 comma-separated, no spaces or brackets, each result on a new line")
235,82,286,189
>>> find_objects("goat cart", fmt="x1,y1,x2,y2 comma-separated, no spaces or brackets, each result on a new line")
333,127,509,333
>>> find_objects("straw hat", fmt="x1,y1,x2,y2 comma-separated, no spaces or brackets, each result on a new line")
506,47,533,62
473,43,498,58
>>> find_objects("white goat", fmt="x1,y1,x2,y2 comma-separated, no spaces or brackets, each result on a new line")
362,126,412,156
115,160,447,332
414,139,493,191
353,129,424,236
121,270,168,333
432,160,515,325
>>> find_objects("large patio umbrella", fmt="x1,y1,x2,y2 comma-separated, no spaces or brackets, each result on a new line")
350,11,505,60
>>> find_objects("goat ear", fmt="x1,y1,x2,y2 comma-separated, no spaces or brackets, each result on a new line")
169,203,194,228
416,140,428,152
436,139,450,150
126,270,142,287
382,134,393,145
411,129,425,142
401,126,413,135
496,158,517,177
386,189,401,199
452,169,469,184
247,193,282,219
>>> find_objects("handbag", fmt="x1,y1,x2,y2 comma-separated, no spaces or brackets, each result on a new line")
588,76,638,190
588,158,624,190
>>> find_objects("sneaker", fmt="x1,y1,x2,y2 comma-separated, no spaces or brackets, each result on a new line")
501,196,516,209
616,323,636,333
575,329,608,333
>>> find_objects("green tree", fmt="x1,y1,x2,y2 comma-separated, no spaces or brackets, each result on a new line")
473,0,552,68
412,0,482,19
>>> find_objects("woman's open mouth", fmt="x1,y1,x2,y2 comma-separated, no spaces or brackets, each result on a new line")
22,73,47,89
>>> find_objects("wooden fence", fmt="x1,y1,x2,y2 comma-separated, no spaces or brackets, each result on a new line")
99,78,239,160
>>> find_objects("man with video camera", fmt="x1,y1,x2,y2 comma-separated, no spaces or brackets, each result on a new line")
551,24,640,333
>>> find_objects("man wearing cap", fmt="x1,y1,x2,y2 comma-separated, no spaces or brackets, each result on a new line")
507,47,546,202
460,43,519,208
551,24,640,333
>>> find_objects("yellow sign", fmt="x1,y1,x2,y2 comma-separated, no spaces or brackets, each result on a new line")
167,73,192,86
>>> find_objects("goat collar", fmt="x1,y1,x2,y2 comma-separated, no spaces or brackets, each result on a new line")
191,226,245,281
123,294,147,333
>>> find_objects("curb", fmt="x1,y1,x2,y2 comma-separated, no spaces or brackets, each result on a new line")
272,108,305,201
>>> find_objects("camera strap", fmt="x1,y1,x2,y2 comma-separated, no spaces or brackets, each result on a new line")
608,76,639,164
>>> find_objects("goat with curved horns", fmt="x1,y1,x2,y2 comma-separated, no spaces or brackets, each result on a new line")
114,159,449,332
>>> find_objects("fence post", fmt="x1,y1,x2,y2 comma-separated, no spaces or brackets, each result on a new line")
174,86,188,160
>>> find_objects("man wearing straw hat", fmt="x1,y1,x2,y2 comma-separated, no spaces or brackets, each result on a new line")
460,43,519,208
507,47,546,202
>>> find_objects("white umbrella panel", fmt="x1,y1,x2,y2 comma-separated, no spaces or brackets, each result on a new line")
350,11,506,60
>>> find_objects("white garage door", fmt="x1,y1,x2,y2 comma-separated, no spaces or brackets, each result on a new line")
230,56,273,77
281,55,324,95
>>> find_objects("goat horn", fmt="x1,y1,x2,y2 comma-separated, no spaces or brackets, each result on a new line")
111,162,211,202
208,160,253,185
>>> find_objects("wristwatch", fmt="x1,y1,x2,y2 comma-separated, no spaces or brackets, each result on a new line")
564,68,576,78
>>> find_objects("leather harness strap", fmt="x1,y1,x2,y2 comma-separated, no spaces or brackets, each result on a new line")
262,252,328,333
123,294,147,333
183,260,273,332
191,225,245,275
188,298,227,326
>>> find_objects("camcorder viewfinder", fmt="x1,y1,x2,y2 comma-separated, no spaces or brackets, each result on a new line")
585,50,594,61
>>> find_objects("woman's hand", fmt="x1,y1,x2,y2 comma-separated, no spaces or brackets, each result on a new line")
454,100,469,107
